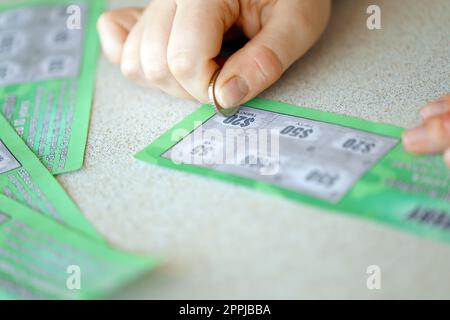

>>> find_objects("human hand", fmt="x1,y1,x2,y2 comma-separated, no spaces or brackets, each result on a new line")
403,94,450,167
97,0,331,109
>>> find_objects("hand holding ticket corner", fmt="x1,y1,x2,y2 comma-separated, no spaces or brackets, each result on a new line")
403,94,450,167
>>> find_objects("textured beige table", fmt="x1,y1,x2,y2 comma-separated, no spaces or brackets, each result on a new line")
58,0,450,299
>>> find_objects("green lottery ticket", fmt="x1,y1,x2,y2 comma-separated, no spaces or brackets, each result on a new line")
0,0,104,174
0,113,101,241
136,98,450,244
0,195,158,299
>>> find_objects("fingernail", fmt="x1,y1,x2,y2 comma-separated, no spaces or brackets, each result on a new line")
218,76,249,109
403,127,429,148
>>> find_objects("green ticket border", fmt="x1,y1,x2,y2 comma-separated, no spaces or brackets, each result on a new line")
0,113,102,242
135,98,403,203
0,195,159,300
0,0,105,174
136,98,450,244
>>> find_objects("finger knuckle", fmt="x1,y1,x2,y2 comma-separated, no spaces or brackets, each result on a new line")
121,60,141,80
218,0,240,21
167,51,195,79
142,61,169,84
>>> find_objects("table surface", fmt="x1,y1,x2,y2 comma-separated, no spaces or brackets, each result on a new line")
58,0,450,299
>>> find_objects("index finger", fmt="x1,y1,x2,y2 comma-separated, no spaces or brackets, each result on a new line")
167,0,239,102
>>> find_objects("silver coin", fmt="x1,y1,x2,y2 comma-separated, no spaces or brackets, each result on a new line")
208,68,240,117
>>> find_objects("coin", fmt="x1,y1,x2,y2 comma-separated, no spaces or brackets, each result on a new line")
208,68,240,117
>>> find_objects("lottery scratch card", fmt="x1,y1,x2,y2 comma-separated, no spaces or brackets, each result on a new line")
0,113,101,241
0,195,158,300
0,0,105,174
136,98,450,244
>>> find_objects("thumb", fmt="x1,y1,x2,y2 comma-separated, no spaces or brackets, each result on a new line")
215,2,330,109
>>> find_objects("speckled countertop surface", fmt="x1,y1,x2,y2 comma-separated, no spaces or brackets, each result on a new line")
58,0,450,299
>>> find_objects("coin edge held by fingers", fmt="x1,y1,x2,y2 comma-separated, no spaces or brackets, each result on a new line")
209,69,240,117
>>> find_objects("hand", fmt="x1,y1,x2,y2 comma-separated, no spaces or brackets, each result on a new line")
403,94,450,167
97,0,331,108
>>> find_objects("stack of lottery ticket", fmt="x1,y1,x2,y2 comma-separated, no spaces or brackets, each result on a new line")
0,0,159,300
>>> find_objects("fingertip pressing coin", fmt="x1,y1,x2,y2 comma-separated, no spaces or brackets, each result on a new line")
209,69,240,117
